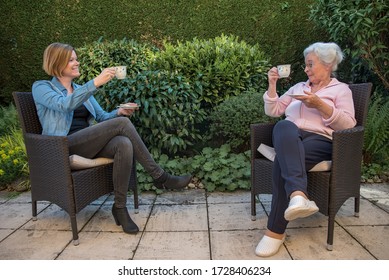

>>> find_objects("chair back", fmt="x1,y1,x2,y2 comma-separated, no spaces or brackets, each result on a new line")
349,83,373,127
12,92,42,135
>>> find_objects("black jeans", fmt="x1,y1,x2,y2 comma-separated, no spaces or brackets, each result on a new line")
267,120,332,234
67,117,164,208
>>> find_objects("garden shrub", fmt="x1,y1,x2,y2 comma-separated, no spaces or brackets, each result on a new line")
150,34,271,108
0,128,28,190
208,88,278,152
310,0,389,90
0,104,19,137
363,93,389,164
98,70,206,157
76,38,157,83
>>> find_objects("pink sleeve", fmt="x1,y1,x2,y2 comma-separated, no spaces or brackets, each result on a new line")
322,85,356,130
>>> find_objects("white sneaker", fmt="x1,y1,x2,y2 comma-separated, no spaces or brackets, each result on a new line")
255,235,285,257
284,195,319,221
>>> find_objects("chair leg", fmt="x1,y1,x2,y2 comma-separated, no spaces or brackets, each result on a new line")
70,214,79,246
354,196,360,217
326,216,335,251
32,200,38,221
251,192,257,221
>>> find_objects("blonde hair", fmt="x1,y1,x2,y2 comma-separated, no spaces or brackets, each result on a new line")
303,42,344,72
42,43,74,77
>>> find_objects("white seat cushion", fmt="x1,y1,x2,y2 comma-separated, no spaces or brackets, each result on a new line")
69,155,113,170
308,160,332,172
257,143,331,172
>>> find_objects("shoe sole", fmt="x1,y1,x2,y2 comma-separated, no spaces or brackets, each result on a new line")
284,202,319,221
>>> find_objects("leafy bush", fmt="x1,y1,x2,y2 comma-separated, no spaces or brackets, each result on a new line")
76,38,157,83
0,104,19,137
99,70,207,156
0,128,28,190
150,34,271,107
208,88,277,152
310,0,389,89
363,93,389,164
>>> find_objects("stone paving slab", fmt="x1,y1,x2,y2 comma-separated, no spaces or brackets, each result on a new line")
147,204,208,232
285,227,376,260
57,231,140,260
0,183,387,260
0,229,71,259
134,231,210,260
208,203,264,230
344,225,389,260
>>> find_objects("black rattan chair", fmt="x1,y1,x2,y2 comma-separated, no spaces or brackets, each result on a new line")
250,83,372,250
13,91,139,245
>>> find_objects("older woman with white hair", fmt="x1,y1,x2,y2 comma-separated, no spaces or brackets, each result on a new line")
255,42,356,257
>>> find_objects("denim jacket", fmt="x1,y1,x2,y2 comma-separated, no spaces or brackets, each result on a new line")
32,77,118,136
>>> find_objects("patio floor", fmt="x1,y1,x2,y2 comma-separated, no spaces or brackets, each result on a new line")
0,183,388,260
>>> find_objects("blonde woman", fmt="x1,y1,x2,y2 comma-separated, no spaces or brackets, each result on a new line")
32,42,192,234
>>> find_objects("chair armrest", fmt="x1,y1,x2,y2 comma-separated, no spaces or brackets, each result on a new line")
330,126,365,188
23,133,77,210
250,123,275,160
24,133,73,183
331,126,364,167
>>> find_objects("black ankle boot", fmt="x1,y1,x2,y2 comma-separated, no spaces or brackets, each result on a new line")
112,204,139,234
154,173,192,190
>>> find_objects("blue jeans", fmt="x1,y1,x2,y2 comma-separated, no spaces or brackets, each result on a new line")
267,120,332,234
67,117,164,208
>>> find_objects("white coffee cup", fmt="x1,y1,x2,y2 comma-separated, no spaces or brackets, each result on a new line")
115,66,127,79
277,64,291,78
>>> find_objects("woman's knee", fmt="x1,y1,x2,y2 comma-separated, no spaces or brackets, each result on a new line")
273,120,299,138
115,117,137,135
274,119,296,131
112,136,133,155
96,135,133,160
113,116,132,128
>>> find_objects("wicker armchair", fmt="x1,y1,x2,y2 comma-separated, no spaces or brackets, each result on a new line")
13,91,139,245
250,83,372,250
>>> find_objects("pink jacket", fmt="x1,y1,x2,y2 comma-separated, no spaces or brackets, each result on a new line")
263,78,356,139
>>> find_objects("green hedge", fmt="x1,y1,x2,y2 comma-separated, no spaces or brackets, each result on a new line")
0,0,325,104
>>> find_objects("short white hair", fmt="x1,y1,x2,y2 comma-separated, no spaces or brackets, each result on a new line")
303,42,344,72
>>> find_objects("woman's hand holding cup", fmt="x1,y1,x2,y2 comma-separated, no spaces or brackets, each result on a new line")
268,67,280,84
93,67,116,88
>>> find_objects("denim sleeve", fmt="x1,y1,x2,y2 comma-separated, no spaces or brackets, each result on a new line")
32,80,97,112
89,95,118,121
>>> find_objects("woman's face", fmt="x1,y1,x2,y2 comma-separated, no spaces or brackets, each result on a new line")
61,50,80,79
304,52,332,84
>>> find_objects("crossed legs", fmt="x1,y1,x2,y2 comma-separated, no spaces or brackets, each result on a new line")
256,120,332,257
